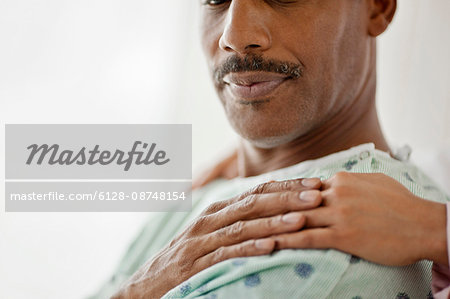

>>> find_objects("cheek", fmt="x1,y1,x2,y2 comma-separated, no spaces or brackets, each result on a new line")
200,29,217,68
276,20,336,102
200,13,225,66
279,4,365,116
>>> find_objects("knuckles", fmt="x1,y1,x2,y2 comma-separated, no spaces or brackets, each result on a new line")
262,216,277,231
188,215,210,235
212,246,226,264
225,220,245,240
176,257,193,278
251,182,271,194
203,201,225,215
280,180,290,190
175,240,197,276
239,194,258,213
328,185,351,199
329,171,354,186
278,191,292,206
235,242,249,256
211,241,254,266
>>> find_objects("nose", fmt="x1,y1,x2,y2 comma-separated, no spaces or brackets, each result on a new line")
218,1,272,55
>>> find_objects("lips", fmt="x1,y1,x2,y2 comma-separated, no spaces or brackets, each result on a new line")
223,72,291,100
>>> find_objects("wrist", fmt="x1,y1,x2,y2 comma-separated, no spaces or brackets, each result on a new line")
420,200,448,266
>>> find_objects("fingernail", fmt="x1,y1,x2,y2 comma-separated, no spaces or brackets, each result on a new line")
282,213,301,223
299,190,320,201
302,178,320,188
255,239,274,250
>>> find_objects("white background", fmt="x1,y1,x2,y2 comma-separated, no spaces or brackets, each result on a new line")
0,1,449,298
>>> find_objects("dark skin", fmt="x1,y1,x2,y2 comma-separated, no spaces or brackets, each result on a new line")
202,0,390,176
114,0,447,298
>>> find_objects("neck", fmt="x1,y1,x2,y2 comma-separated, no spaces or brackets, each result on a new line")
237,62,390,177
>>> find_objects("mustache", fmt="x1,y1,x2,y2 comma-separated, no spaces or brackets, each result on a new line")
213,54,304,84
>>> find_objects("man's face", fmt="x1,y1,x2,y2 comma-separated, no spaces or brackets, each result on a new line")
200,0,372,148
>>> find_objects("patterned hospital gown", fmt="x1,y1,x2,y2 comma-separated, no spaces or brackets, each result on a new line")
90,144,450,299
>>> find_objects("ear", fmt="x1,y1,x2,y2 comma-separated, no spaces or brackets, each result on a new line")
367,0,397,37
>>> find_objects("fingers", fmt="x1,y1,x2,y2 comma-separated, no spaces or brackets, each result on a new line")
210,190,322,231
273,228,335,250
202,178,322,217
321,171,366,190
194,228,336,275
301,207,334,228
193,238,275,274
200,212,306,253
245,178,322,197
321,172,386,190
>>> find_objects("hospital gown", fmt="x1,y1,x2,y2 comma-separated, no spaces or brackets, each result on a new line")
90,143,450,299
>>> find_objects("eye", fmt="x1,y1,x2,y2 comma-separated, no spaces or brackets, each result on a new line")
269,0,298,6
202,0,230,6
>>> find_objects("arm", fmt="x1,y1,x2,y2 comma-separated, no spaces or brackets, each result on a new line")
432,203,450,299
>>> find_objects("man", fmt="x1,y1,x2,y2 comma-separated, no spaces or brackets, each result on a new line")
92,0,450,297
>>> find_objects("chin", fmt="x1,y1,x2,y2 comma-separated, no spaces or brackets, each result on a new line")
233,124,304,149
247,136,296,149
222,95,318,149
